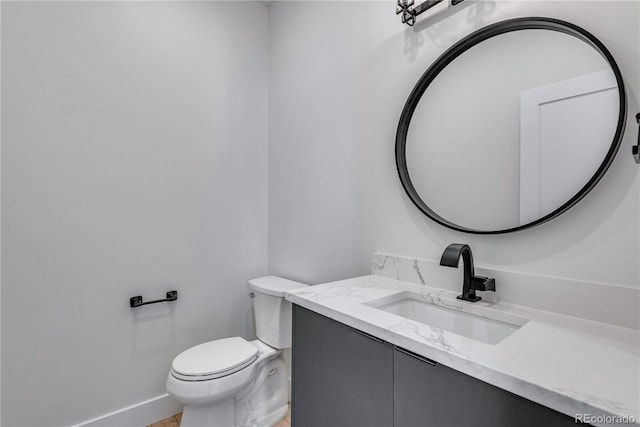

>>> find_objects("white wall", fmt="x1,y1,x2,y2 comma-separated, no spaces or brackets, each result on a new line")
269,1,639,291
0,2,3,422
1,2,269,426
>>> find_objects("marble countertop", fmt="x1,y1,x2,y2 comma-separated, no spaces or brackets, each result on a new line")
285,275,639,426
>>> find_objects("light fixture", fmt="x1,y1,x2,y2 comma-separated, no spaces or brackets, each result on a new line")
396,0,465,26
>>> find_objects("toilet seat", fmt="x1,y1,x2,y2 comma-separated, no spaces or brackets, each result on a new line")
171,337,259,382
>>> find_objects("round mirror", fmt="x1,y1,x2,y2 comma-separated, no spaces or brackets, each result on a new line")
396,17,626,234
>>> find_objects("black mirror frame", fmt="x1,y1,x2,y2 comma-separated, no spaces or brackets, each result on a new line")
395,17,627,234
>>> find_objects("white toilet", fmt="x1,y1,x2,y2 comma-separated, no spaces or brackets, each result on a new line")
166,276,307,427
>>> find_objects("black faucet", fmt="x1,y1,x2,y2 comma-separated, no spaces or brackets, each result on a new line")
439,243,495,302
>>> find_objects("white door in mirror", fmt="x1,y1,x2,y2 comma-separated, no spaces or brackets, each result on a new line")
520,69,618,223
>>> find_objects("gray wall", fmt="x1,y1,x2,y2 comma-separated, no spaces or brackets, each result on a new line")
268,0,639,288
1,2,269,425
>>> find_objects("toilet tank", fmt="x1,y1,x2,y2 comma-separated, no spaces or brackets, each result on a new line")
249,276,308,349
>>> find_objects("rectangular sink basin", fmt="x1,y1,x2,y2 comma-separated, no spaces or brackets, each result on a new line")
366,291,528,345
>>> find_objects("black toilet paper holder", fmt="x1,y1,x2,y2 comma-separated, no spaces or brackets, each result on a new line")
130,291,178,308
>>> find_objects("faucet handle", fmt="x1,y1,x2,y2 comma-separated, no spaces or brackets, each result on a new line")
472,276,496,292
483,277,496,292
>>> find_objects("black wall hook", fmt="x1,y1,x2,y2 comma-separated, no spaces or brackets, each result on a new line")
130,291,178,308
633,113,640,164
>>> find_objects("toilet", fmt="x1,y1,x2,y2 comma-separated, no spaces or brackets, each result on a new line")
166,276,307,427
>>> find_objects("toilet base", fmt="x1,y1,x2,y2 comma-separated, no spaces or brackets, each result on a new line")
176,345,288,427
182,399,235,427
181,398,287,427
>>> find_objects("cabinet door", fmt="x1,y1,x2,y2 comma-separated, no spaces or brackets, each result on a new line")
292,305,394,427
394,347,578,427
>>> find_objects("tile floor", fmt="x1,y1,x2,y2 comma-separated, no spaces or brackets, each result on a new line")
148,410,291,427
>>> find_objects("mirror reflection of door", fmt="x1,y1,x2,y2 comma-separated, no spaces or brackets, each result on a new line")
519,70,618,224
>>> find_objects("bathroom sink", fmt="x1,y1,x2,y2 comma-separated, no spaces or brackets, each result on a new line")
365,291,528,345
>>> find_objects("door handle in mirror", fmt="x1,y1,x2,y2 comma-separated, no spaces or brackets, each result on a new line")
633,113,639,164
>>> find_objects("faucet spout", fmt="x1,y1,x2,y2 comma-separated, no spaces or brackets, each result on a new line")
440,243,475,297
440,243,495,302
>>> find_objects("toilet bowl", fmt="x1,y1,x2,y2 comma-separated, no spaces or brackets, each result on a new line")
166,276,307,427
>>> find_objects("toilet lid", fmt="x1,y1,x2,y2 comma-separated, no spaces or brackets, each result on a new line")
248,276,308,297
171,337,259,379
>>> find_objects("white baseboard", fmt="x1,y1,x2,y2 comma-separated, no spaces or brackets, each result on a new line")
73,394,182,427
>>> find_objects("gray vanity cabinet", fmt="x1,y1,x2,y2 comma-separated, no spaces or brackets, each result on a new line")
394,347,577,427
292,305,394,427
293,304,581,427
